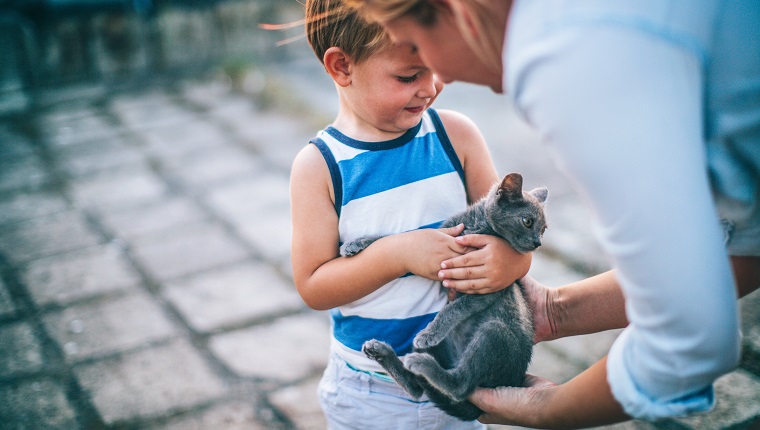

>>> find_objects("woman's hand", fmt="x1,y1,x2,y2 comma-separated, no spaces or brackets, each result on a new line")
438,234,532,294
469,374,557,427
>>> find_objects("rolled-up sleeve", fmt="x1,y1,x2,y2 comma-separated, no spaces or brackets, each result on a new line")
507,17,741,419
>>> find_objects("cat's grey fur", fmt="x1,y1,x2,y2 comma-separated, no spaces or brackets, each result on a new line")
339,173,548,421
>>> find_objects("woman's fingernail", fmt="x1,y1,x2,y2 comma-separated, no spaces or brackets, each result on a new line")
442,281,449,287
441,262,447,269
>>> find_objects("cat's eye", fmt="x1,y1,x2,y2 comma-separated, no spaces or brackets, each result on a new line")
541,226,547,235
521,217,533,228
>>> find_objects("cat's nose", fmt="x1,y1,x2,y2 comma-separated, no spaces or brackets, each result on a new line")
533,239,542,248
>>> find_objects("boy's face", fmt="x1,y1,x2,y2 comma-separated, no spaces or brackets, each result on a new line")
348,44,443,134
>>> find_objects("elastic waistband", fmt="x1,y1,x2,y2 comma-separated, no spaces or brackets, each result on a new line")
344,360,396,383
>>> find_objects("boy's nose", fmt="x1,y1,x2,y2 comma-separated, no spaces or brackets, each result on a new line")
419,73,442,98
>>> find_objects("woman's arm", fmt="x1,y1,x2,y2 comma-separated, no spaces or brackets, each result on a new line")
436,109,533,293
290,144,469,310
471,356,629,429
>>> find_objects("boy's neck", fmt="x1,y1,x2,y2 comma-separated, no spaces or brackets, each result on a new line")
331,109,413,143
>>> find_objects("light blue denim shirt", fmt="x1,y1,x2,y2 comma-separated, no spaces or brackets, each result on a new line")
505,0,758,421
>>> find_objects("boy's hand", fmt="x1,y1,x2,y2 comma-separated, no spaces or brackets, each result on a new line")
399,224,468,280
438,234,531,295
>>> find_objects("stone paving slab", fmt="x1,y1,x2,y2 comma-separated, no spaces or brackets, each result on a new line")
162,261,303,334
22,243,141,307
0,211,103,265
269,376,326,430
73,339,228,425
127,223,250,282
42,291,179,363
209,312,331,383
0,378,79,429
0,322,45,377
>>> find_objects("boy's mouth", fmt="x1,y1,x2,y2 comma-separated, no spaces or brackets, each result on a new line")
405,106,425,113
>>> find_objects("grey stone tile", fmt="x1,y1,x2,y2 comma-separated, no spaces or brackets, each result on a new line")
541,201,611,275
23,243,141,307
96,197,210,241
0,211,102,264
0,278,16,318
238,207,291,263
203,172,290,226
138,120,229,160
54,135,147,179
209,312,330,382
161,145,264,189
528,252,587,289
109,91,192,131
74,339,227,424
128,224,249,282
68,166,169,210
40,107,121,148
543,329,623,368
0,322,44,377
528,343,585,384
674,370,760,429
0,192,69,227
0,379,78,429
269,376,326,430
163,262,302,334
42,292,178,362
153,401,265,430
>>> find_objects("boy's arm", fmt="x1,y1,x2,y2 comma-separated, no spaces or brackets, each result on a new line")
436,109,532,293
290,145,468,310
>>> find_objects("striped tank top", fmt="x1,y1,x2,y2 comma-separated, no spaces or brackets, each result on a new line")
311,108,468,372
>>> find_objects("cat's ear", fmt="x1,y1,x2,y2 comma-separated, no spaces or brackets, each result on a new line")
530,187,548,204
497,173,523,200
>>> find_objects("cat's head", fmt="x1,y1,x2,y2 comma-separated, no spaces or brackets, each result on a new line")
485,173,548,254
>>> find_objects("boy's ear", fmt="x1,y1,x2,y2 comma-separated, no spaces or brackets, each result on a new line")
324,47,352,87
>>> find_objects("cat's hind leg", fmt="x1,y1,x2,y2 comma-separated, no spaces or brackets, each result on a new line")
362,340,425,399
408,320,521,403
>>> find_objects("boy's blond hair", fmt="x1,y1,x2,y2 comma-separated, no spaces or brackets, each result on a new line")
342,0,503,75
306,0,392,65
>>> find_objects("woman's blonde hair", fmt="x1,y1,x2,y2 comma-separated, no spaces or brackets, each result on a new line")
305,0,392,65
342,0,503,75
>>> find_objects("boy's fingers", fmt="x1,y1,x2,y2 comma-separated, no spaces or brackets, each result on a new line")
454,233,492,248
439,223,465,237
439,266,484,281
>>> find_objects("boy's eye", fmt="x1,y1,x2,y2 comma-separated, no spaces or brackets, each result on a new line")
397,74,418,83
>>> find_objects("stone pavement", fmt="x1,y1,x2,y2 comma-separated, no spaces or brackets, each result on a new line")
0,58,758,429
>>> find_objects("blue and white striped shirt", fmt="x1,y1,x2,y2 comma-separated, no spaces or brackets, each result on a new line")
312,109,468,372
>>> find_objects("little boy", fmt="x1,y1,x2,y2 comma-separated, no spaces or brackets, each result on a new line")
289,0,531,428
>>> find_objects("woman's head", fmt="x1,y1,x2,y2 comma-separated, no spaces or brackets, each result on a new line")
305,0,392,65
342,0,509,92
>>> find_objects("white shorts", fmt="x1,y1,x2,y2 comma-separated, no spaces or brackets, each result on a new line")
317,354,486,430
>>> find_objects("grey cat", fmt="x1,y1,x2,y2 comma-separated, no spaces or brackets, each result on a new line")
340,172,548,421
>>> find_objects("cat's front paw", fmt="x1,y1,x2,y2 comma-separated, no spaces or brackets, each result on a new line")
339,241,362,257
362,339,394,363
413,329,437,350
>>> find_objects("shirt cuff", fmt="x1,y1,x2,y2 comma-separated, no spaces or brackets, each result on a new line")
607,328,716,421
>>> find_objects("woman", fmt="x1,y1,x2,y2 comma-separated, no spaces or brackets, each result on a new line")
340,0,760,428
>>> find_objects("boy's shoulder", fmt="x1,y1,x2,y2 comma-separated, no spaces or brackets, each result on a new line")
431,109,482,145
